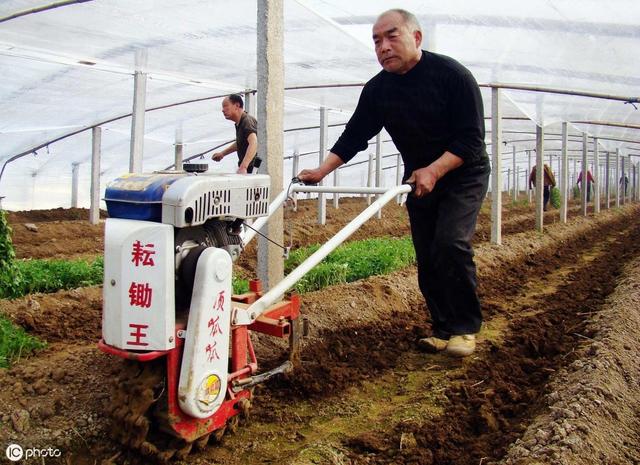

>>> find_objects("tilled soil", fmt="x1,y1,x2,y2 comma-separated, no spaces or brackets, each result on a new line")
347,211,640,465
502,255,640,465
0,200,638,465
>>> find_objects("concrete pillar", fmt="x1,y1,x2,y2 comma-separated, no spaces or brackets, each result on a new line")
627,156,632,203
633,162,640,202
333,164,340,209
490,87,502,245
573,158,578,198
256,0,284,290
527,150,532,203
633,163,637,202
560,122,568,223
620,157,629,204
90,127,101,224
291,150,299,211
366,153,374,205
512,145,517,201
129,49,147,173
244,90,256,116
627,157,632,203
317,106,327,224
375,133,383,219
605,152,610,209
395,153,402,204
621,155,626,205
593,138,600,214
174,144,183,171
615,149,620,208
174,125,183,170
581,133,588,216
71,162,80,209
535,125,544,232
507,167,511,198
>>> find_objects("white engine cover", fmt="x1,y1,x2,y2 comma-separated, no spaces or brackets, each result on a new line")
102,219,175,351
178,247,232,418
162,173,270,227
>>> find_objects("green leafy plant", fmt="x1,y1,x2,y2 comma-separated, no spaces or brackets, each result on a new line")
232,276,249,294
550,187,561,209
0,234,417,299
0,315,47,368
0,210,24,299
285,236,416,293
293,262,349,293
10,257,104,297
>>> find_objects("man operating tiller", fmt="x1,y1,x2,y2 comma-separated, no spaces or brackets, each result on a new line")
298,9,490,357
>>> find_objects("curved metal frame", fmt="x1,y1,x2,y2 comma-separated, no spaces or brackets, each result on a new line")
1,82,639,186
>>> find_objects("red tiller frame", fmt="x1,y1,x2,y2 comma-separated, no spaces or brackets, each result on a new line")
98,339,168,361
163,330,250,442
97,280,301,442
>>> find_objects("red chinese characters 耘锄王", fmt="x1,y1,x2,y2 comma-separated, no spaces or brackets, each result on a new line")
131,240,156,267
127,323,149,346
128,282,153,308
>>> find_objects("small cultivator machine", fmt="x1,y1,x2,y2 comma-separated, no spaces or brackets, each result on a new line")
98,164,411,461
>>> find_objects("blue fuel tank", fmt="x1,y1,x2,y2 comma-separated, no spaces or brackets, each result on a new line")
104,172,186,221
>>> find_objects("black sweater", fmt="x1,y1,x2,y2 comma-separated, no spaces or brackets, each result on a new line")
331,51,487,178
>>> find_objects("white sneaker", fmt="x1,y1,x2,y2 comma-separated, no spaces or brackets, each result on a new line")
446,334,476,357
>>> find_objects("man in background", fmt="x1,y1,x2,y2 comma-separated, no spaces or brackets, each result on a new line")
576,169,594,203
529,164,556,211
212,94,258,174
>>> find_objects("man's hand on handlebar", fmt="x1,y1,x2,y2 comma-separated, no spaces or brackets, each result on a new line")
406,166,438,198
296,168,325,185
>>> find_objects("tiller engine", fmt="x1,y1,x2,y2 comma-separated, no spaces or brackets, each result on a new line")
98,166,302,461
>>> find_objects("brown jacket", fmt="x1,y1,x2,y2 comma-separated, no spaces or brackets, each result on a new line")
529,164,556,188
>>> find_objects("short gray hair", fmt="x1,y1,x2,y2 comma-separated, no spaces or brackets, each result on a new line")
379,8,422,33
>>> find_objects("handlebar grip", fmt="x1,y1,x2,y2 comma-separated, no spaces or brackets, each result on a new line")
291,176,317,186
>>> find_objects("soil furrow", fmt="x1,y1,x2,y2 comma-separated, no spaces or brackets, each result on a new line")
342,217,640,464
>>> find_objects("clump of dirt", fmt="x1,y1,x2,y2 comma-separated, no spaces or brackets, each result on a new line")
0,344,115,457
10,221,105,260
0,287,102,342
267,310,429,399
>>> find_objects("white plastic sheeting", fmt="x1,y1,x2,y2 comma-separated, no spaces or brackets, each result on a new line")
0,0,638,209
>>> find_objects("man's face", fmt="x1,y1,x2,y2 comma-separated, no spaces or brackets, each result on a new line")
372,12,422,74
221,98,240,120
